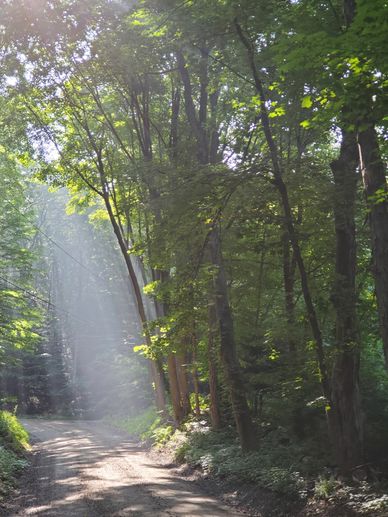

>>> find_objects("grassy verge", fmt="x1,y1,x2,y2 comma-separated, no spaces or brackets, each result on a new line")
0,411,29,500
108,407,175,444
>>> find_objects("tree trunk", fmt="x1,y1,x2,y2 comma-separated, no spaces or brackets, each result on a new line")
176,352,191,418
167,353,184,424
358,127,388,365
208,302,221,428
177,47,256,449
282,230,296,352
100,183,167,415
149,361,167,416
209,226,256,450
191,344,202,418
330,131,364,472
235,22,331,406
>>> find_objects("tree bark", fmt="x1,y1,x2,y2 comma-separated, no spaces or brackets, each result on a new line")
343,0,388,369
209,226,256,450
330,131,364,472
176,352,191,418
191,343,202,418
208,302,221,428
282,230,296,352
169,86,180,161
358,127,388,365
167,353,184,424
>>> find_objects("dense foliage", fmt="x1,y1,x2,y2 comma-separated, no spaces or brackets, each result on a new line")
0,0,388,503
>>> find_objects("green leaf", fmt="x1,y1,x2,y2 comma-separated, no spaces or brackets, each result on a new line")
301,96,313,109
143,280,160,295
269,106,286,118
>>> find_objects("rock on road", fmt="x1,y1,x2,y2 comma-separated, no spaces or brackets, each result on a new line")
3,419,241,516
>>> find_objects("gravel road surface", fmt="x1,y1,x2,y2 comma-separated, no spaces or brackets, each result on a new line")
3,419,241,516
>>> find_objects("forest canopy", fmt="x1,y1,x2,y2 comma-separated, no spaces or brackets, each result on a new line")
0,0,387,487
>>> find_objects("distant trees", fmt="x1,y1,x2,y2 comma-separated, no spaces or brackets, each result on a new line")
0,109,44,411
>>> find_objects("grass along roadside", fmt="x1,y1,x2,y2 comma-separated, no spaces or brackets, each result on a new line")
0,411,29,500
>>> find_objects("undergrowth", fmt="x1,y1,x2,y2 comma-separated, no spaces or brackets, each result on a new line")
174,424,311,497
109,407,175,444
110,409,321,497
0,411,29,453
0,411,29,499
169,422,388,514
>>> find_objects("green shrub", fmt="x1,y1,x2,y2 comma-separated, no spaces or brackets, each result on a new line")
314,475,338,499
0,446,28,495
174,441,190,463
150,423,174,446
110,406,182,447
0,411,29,453
173,427,308,497
0,412,29,500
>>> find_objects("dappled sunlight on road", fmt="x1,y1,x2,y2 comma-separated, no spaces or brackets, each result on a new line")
5,419,240,516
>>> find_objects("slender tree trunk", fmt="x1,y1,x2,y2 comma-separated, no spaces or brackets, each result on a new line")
177,48,256,449
235,21,358,460
100,184,167,415
235,22,330,403
358,127,388,365
282,230,296,352
208,302,221,428
254,227,266,329
330,131,364,471
275,180,332,400
169,86,180,161
191,345,202,418
190,318,201,418
209,226,256,450
149,361,167,415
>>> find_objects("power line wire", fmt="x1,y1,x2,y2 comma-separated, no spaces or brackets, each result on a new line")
0,275,136,339
4,199,100,282
0,274,53,307
1,203,139,332
34,224,99,280
0,274,96,328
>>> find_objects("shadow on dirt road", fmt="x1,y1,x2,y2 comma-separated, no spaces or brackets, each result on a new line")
2,419,241,516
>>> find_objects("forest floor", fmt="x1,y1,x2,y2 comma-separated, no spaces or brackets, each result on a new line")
0,418,243,516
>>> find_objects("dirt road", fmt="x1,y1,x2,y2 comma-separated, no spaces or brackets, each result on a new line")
3,419,241,516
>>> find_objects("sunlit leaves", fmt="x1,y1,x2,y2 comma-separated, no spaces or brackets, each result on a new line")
268,106,286,118
301,96,312,109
